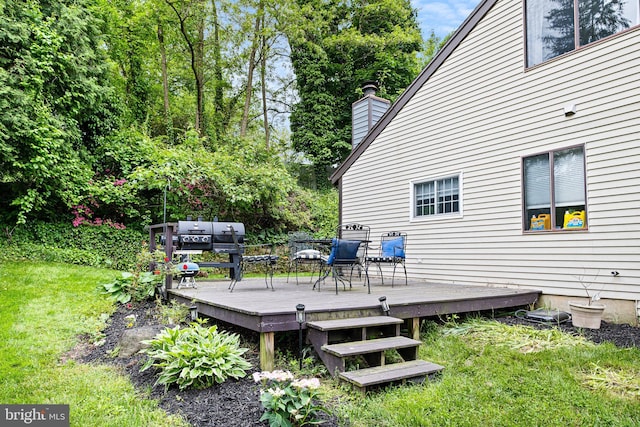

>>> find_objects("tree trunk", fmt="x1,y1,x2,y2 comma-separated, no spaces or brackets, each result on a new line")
240,10,261,137
165,0,205,137
157,20,173,142
259,3,270,148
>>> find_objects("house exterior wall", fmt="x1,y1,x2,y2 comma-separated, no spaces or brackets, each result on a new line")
340,0,640,308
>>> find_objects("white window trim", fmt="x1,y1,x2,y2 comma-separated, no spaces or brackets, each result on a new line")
409,172,464,222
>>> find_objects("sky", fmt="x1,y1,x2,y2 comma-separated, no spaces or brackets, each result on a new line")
412,0,480,39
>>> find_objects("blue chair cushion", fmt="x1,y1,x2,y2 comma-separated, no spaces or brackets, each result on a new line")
381,237,405,258
327,238,361,265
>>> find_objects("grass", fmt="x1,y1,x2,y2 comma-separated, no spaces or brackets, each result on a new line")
331,318,640,426
0,261,188,427
3,261,640,426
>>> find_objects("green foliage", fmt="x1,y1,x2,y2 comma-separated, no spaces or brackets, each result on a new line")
0,0,121,224
141,321,252,391
254,370,329,427
0,261,187,426
0,221,145,270
99,247,169,303
100,271,158,304
155,299,191,325
287,0,423,182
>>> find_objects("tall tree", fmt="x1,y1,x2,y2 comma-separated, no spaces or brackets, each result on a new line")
286,0,423,188
0,0,121,223
165,0,206,137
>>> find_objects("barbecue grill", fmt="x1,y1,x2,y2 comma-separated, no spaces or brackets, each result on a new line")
177,261,200,289
176,218,245,251
171,218,245,282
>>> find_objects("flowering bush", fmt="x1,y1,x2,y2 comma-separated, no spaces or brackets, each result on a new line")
254,370,329,427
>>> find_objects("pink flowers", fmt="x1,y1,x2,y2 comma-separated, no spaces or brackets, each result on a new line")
71,203,126,229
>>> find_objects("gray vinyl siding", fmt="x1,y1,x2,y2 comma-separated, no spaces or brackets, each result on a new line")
352,97,390,148
340,0,640,301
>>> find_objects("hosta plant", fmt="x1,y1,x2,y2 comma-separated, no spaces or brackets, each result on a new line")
140,321,252,390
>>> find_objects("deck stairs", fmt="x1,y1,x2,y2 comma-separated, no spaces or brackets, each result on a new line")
306,316,444,392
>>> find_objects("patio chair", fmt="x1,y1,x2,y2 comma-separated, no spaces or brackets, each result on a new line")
227,226,279,292
365,231,407,287
337,223,370,281
317,223,371,294
321,237,370,294
286,231,327,285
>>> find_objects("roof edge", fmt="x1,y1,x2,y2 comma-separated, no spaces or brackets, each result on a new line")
330,0,499,184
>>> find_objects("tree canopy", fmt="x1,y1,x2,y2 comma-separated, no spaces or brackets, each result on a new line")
0,0,441,235
286,0,423,187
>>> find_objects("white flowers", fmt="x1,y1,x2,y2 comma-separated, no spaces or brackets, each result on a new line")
291,378,321,390
255,369,328,425
253,370,295,383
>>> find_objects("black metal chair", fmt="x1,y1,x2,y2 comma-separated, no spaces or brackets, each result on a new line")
228,226,279,292
286,231,327,285
365,231,407,287
318,223,370,294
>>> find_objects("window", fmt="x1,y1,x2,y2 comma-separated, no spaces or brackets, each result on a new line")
413,175,461,218
526,0,639,66
523,146,587,231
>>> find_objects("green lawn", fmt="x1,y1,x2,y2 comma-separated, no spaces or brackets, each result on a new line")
0,262,188,427
2,262,639,427
332,319,640,426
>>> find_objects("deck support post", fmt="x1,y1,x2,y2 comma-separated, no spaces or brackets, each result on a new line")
408,317,420,340
260,331,275,371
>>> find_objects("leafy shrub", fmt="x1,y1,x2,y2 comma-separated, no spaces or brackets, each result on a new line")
1,221,145,270
100,271,158,304
140,322,252,390
99,248,169,303
253,370,329,427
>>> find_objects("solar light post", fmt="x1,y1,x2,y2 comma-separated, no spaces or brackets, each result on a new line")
296,304,306,370
379,296,390,316
189,305,198,322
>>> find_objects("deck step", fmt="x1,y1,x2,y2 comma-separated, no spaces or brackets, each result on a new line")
339,360,444,392
306,316,403,331
322,336,421,357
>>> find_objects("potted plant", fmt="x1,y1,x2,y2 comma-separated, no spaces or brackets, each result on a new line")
568,270,606,329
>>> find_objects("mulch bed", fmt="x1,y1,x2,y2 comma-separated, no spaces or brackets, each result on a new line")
79,300,339,427
77,301,640,426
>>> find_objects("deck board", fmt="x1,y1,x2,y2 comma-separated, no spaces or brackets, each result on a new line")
168,276,540,333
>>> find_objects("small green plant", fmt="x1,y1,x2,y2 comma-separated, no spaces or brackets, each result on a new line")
99,248,171,304
253,370,329,427
100,271,158,303
155,299,191,325
140,321,252,390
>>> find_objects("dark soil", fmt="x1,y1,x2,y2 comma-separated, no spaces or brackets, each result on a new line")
79,300,339,427
78,302,640,426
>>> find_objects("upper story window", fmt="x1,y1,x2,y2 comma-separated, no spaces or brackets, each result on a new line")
523,145,587,231
526,0,639,66
413,174,461,218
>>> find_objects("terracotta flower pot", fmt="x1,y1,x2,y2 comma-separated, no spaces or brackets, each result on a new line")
568,301,605,329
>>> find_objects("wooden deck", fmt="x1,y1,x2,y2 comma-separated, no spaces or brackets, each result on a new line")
168,276,540,369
